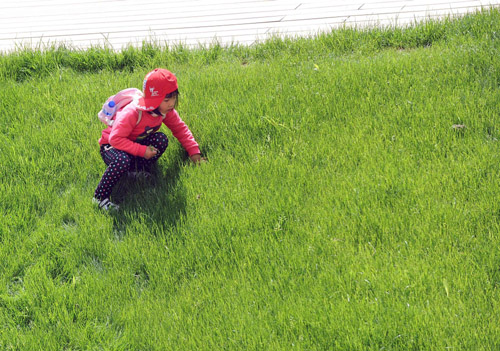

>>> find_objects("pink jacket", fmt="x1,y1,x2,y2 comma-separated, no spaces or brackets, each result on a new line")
99,103,200,157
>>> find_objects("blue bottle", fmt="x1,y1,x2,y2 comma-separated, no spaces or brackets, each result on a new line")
102,100,116,117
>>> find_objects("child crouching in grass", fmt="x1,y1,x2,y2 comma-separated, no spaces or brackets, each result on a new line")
93,68,204,211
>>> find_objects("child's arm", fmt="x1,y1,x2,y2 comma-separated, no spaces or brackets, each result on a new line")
108,107,148,157
163,110,201,157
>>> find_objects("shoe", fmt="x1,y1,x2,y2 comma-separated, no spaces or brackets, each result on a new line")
93,197,119,211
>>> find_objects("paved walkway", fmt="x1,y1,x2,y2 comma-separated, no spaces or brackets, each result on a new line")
1,0,499,53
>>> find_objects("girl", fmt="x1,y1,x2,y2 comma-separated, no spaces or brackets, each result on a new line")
93,68,203,211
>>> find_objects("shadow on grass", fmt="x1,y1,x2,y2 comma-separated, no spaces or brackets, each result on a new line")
110,148,189,238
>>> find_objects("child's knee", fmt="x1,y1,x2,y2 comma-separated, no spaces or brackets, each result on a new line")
152,132,169,150
114,153,132,172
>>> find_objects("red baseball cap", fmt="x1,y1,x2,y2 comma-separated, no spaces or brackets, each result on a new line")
137,68,178,111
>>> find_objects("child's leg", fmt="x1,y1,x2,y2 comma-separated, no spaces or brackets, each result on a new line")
134,132,169,172
94,145,132,201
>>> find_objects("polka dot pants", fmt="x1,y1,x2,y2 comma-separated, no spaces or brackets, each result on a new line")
94,132,168,201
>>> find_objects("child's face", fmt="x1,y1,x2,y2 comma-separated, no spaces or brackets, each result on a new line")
158,96,177,114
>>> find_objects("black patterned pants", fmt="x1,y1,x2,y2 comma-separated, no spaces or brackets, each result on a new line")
94,132,168,201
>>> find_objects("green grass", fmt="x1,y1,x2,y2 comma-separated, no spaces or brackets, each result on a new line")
1,8,500,350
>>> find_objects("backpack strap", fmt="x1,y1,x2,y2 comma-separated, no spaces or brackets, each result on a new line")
136,110,142,126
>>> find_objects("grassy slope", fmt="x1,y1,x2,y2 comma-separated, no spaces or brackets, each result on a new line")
1,9,500,350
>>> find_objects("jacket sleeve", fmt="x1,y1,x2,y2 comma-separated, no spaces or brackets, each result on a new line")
163,110,200,156
108,106,148,157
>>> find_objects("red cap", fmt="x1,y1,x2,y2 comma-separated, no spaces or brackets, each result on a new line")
137,68,178,111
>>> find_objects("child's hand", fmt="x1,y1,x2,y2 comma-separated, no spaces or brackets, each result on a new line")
190,153,207,164
144,145,158,160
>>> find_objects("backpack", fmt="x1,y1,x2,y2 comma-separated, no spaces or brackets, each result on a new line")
98,88,144,126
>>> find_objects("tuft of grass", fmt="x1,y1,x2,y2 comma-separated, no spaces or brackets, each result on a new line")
1,7,500,351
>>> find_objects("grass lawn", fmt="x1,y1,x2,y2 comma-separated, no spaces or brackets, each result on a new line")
1,8,500,350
